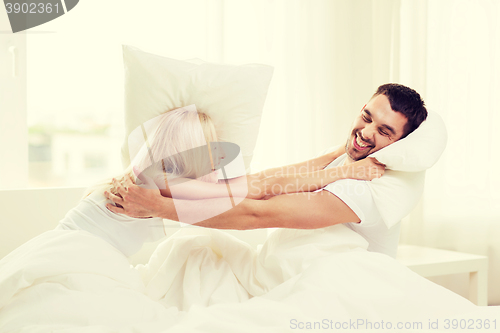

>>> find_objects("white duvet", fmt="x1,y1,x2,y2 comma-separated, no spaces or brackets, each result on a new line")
0,224,497,332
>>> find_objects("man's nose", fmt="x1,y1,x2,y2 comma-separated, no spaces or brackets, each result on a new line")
360,124,376,141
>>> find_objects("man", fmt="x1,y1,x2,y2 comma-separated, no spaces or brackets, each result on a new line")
106,83,427,258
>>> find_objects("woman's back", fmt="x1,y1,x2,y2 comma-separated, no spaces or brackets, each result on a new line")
56,190,166,257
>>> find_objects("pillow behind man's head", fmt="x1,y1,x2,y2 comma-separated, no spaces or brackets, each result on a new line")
121,45,274,172
367,110,448,228
369,110,447,172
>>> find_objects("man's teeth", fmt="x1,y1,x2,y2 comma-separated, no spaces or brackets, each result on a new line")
356,135,369,148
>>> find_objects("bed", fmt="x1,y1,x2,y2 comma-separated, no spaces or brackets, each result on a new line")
1,186,499,333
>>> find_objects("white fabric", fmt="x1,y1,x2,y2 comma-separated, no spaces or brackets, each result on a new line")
1,225,494,332
56,191,166,257
322,155,401,258
121,45,274,171
369,110,447,172
365,110,445,228
369,168,426,229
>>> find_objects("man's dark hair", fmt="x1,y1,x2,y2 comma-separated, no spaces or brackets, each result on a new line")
372,83,428,138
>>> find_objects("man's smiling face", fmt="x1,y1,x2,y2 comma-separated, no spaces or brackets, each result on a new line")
345,94,408,162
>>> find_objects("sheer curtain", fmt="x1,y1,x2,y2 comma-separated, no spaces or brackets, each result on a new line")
398,0,500,247
403,0,500,305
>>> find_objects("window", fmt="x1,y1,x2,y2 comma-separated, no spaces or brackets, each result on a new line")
1,0,217,189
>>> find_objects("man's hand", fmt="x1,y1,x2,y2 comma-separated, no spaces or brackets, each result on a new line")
104,175,167,218
341,157,385,181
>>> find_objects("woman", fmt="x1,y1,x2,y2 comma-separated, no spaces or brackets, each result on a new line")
57,106,383,257
55,106,224,257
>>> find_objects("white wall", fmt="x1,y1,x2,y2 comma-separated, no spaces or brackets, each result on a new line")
0,8,28,189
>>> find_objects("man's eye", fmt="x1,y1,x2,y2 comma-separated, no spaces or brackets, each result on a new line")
379,130,389,136
362,116,371,122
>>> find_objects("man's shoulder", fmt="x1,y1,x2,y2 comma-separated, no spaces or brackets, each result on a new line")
322,178,378,228
323,178,372,200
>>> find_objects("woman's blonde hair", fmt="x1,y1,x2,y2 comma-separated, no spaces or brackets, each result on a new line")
84,107,217,198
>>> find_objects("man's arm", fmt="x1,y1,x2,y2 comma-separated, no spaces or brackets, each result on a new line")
106,177,360,229
192,191,360,230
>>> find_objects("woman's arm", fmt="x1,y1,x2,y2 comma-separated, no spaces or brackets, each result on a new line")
126,146,380,202
163,146,345,200
157,176,261,200
253,145,345,180
258,157,385,198
214,145,345,189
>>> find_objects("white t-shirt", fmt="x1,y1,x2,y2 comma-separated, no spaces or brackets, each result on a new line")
320,152,401,258
55,190,166,257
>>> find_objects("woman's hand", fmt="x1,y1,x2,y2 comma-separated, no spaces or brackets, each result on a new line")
341,157,385,181
104,175,166,218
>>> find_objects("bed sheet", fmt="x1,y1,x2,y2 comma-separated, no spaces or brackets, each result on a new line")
0,224,497,333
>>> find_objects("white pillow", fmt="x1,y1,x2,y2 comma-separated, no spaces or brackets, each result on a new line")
368,110,447,172
369,169,426,229
369,110,447,228
121,45,274,171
